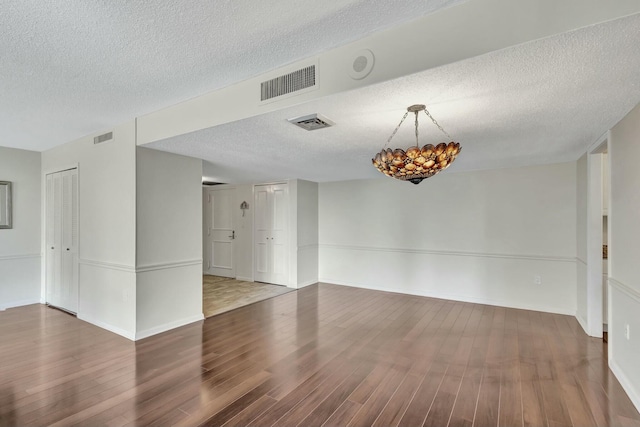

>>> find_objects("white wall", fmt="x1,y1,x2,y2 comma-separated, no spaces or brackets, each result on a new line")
608,102,640,412
319,162,577,314
297,180,318,287
233,184,254,281
0,147,41,310
136,147,203,339
42,122,137,338
576,153,588,329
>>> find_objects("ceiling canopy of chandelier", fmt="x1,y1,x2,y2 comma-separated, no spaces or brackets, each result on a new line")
372,104,461,185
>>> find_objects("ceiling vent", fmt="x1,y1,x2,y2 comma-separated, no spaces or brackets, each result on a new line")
93,131,113,145
287,113,334,131
261,65,316,102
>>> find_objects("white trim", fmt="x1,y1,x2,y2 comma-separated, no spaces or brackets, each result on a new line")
77,314,136,341
236,276,254,282
587,131,609,155
609,277,640,303
319,277,576,316
0,298,41,311
136,259,202,273
80,259,203,273
576,257,587,265
43,163,79,176
575,313,589,335
135,314,204,341
296,279,318,289
319,244,576,263
0,253,41,261
610,358,640,413
79,258,136,273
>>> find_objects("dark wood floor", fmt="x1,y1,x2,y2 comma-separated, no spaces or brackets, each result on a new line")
1,283,639,427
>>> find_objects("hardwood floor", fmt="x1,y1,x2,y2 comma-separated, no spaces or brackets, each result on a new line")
203,275,293,318
1,283,639,427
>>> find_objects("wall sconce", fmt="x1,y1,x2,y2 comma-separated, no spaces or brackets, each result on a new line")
240,201,249,217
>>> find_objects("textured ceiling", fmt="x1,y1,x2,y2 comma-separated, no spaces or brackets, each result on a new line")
148,13,640,183
0,0,461,151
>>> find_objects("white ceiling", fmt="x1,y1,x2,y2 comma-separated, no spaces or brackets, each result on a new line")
0,0,461,152
148,13,640,183
3,2,639,185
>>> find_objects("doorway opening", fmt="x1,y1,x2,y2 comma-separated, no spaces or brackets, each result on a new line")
587,137,609,341
202,184,292,318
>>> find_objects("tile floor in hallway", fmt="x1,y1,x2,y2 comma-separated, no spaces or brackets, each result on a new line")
203,275,293,318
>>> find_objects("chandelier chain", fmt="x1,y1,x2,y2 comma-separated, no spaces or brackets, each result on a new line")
423,108,452,140
383,111,409,149
414,111,419,146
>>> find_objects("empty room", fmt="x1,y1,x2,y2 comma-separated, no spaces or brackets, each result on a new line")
1,1,640,426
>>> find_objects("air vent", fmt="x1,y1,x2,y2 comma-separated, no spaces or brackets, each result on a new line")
288,113,334,131
261,65,316,101
93,132,113,144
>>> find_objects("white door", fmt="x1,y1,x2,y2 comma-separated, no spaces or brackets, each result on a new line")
205,188,235,278
46,168,79,313
254,183,288,286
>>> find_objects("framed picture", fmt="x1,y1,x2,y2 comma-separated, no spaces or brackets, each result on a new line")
0,181,12,229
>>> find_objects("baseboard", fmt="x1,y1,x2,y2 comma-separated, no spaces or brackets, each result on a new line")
135,313,204,341
610,358,640,413
576,313,589,335
236,276,254,282
0,298,42,311
77,314,136,341
319,277,575,316
296,280,318,289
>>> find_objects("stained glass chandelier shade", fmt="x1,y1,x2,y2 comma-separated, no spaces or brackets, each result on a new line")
372,104,461,184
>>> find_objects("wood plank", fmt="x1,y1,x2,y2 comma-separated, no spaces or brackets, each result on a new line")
0,283,637,426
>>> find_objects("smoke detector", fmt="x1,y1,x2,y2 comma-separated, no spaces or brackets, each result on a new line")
287,113,335,131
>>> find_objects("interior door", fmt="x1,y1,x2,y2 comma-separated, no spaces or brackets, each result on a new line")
59,169,79,313
46,168,79,313
46,173,62,308
254,183,288,286
206,188,235,278
269,184,288,285
254,186,270,282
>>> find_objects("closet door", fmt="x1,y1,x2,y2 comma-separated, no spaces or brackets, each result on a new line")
46,169,79,313
46,173,62,308
254,183,288,286
59,169,79,313
269,184,288,285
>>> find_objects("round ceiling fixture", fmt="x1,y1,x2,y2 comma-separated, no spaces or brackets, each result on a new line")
348,49,375,80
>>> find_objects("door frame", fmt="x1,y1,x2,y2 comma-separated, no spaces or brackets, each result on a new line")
43,165,80,313
584,134,609,338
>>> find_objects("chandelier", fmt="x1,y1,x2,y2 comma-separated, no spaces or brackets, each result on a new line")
372,104,461,184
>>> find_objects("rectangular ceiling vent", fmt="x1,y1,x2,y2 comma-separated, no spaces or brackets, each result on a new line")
93,131,113,145
288,113,334,131
261,65,316,101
